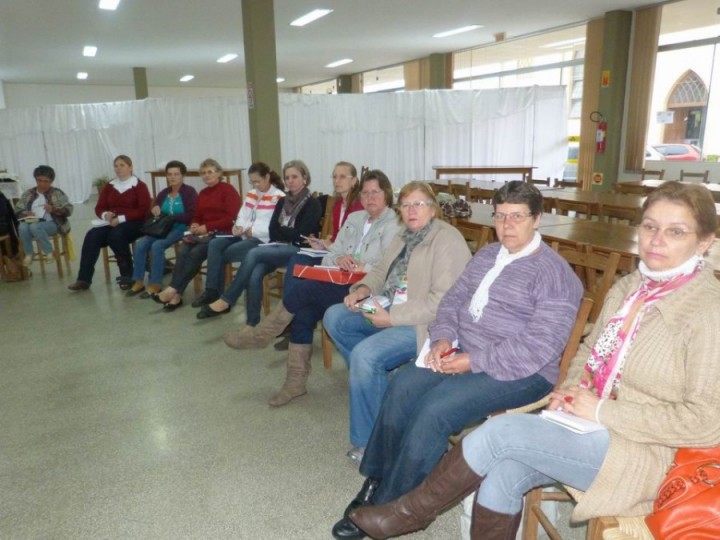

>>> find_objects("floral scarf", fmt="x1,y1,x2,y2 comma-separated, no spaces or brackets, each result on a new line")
382,219,435,301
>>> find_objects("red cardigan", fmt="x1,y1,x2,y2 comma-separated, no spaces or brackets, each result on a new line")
96,179,151,222
331,196,364,241
192,182,241,234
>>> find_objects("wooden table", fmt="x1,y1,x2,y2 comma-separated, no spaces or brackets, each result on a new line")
433,166,534,182
462,202,578,228
147,168,245,198
623,180,720,202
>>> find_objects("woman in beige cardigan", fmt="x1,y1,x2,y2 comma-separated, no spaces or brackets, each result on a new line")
346,181,720,540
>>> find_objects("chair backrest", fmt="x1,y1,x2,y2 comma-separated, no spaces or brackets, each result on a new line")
451,219,492,254
449,181,470,199
680,169,709,183
320,195,337,239
614,183,651,195
360,165,370,179
527,177,550,186
556,179,581,189
428,181,452,196
554,199,592,220
557,296,594,383
599,203,642,226
640,168,665,180
468,187,495,203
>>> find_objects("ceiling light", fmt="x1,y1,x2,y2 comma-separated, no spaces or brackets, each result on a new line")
180,75,194,82
276,77,286,83
542,37,586,49
290,9,333,27
433,25,483,38
83,46,97,57
98,0,120,10
325,58,353,68
217,53,238,63
77,72,88,80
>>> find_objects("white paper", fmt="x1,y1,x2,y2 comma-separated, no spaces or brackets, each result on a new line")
414,337,460,369
539,410,607,434
298,248,329,258
91,219,111,228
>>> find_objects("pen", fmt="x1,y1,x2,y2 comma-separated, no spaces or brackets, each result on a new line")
353,294,371,306
440,347,460,359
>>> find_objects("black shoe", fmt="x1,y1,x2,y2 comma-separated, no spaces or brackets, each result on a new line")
191,288,220,308
332,517,366,540
118,276,134,290
68,280,90,291
150,293,165,305
344,477,381,517
196,304,231,319
162,299,183,312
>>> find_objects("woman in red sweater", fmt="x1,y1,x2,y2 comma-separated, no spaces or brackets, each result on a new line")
69,155,151,291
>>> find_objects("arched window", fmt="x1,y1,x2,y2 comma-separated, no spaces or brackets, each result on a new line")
668,70,708,107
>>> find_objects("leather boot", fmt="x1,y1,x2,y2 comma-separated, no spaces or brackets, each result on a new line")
268,343,311,406
224,302,295,350
115,254,133,278
469,504,522,540
349,444,483,539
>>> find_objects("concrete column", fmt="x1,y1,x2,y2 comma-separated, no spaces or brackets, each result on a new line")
428,53,453,89
242,0,282,169
132,67,148,100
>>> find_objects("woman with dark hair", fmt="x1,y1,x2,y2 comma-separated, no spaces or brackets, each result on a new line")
69,155,150,291
16,165,73,266
332,181,584,540
191,161,285,308
153,158,241,311
126,160,197,298
197,159,321,321
224,170,401,407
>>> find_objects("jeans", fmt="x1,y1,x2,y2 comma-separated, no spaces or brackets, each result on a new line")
284,281,350,344
462,413,609,514
205,236,262,293
18,220,59,255
77,221,144,284
283,253,321,302
323,304,417,448
168,242,210,294
359,363,554,504
131,228,186,285
221,244,299,327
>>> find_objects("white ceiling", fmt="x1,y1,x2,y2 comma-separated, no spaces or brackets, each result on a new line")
0,0,672,90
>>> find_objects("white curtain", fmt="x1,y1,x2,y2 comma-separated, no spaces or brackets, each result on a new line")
0,88,566,203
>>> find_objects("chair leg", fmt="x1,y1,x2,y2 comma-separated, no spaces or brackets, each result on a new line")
102,246,111,282
522,487,543,540
586,516,618,540
262,274,270,315
34,239,47,276
321,325,333,369
60,234,72,276
51,235,63,277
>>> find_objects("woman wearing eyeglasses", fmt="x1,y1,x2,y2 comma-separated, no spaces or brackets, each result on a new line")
332,181,585,540
343,181,720,540
323,181,472,467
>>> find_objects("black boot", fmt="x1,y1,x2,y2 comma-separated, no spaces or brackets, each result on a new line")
332,477,381,539
116,255,134,289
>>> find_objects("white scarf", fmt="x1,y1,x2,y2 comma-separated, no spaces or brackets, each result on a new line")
111,175,139,194
469,231,542,321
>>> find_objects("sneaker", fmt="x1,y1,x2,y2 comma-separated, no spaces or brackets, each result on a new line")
43,253,56,263
23,255,33,266
346,446,365,465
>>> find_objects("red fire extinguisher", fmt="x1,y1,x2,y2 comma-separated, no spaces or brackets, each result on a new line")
591,111,607,153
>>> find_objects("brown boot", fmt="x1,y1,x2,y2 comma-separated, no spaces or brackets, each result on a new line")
223,303,295,350
470,505,521,540
268,343,312,407
349,443,483,539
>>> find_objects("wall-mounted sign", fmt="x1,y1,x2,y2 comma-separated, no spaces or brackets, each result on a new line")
601,70,611,88
592,172,604,185
656,111,674,124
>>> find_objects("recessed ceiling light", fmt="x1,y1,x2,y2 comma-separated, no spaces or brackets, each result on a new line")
217,53,238,63
290,9,333,27
325,58,353,68
77,72,88,80
433,25,483,38
83,46,97,57
98,0,120,10
276,77,286,83
180,75,194,82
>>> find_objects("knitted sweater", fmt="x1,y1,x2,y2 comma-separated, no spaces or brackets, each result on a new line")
192,182,241,234
155,183,198,225
234,185,285,243
429,242,583,383
565,266,720,520
15,186,74,234
96,178,151,222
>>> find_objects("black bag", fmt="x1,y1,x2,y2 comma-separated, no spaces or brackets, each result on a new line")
140,214,174,238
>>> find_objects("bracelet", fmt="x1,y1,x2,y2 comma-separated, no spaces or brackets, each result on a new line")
595,398,605,424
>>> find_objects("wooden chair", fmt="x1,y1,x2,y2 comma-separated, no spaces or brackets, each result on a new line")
32,233,72,277
428,181,452,197
640,168,664,180
554,199,593,220
614,183,651,195
449,181,471,199
101,241,135,282
543,197,556,214
527,177,550,187
680,169,709,183
468,187,496,204
599,203,642,226
319,195,337,240
451,219,492,254
556,179,582,189
0,234,11,281
360,166,370,180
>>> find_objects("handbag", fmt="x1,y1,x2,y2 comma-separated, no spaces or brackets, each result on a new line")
140,214,174,238
644,447,720,539
292,264,366,285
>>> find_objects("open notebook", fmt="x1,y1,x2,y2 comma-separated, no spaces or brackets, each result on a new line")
540,410,606,435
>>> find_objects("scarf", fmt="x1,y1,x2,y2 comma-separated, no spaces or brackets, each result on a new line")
382,219,435,300
280,187,310,228
581,254,703,398
468,231,542,321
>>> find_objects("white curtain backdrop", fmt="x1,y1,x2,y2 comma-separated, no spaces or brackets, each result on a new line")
0,88,566,203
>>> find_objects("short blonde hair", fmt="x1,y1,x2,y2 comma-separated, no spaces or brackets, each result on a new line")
397,181,440,218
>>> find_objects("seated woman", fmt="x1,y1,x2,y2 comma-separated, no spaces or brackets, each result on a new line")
347,181,720,540
191,161,285,307
154,158,241,311
323,181,472,467
69,155,151,291
223,170,401,407
331,181,584,540
196,159,321,321
126,160,198,297
15,165,73,266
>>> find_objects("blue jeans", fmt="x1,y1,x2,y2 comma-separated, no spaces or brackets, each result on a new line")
205,236,262,293
359,363,554,504
323,304,417,448
221,244,300,327
283,253,321,302
18,220,59,255
284,280,350,344
462,414,609,514
131,228,185,285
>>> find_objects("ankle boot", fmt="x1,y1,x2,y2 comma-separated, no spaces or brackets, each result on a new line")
268,343,311,406
115,254,133,278
349,444,483,539
470,504,522,540
224,302,295,350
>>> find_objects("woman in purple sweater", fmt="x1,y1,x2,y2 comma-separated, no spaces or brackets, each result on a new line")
332,181,584,540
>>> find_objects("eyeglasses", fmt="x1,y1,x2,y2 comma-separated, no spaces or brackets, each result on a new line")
399,200,432,211
491,212,535,223
361,190,384,198
638,223,697,240
333,174,355,181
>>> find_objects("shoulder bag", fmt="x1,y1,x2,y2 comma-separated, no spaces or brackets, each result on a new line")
140,214,174,238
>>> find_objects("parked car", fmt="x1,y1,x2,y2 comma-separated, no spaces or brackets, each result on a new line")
652,143,702,161
645,146,664,161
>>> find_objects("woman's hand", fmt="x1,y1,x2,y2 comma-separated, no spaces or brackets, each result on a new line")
425,339,452,369
436,353,471,375
344,286,371,310
232,225,244,236
336,255,363,272
307,235,329,250
244,227,252,238
194,224,208,236
548,386,600,421
151,205,161,217
363,300,391,328
43,204,54,213
20,210,33,217
109,217,120,227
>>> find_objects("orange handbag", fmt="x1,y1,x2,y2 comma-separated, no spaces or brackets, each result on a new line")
645,447,720,539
